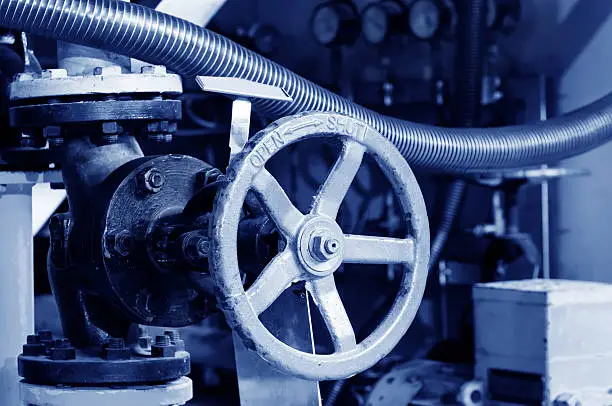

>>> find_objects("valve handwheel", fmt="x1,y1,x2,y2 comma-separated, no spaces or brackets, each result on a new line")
210,112,430,380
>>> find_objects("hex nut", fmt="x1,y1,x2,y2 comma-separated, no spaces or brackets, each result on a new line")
142,168,165,193
102,122,123,135
147,121,177,133
22,335,46,356
311,235,339,262
101,339,131,360
164,330,186,351
38,330,53,344
49,339,76,360
151,335,176,358
113,230,135,257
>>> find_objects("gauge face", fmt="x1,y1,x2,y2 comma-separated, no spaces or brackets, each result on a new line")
362,4,389,44
408,0,441,40
251,24,281,55
312,4,342,45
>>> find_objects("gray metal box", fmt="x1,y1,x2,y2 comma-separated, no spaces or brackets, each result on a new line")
473,279,612,405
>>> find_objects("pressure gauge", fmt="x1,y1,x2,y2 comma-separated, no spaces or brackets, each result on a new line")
249,24,282,56
235,23,282,56
311,1,361,47
407,0,451,41
362,0,407,45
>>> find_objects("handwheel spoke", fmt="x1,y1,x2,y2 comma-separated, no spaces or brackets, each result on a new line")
311,140,366,218
252,169,304,238
307,276,356,352
344,235,415,265
247,251,303,315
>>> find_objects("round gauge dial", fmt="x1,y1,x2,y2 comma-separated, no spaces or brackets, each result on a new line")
362,0,406,45
311,1,361,46
362,4,389,44
250,24,282,55
408,0,442,41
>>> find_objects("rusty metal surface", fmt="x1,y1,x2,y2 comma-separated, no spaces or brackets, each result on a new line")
210,112,430,380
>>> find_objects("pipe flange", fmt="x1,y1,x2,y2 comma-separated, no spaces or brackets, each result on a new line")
211,112,430,381
18,333,190,386
10,99,182,128
10,66,182,101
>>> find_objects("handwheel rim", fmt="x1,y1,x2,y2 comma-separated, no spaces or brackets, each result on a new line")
210,112,430,381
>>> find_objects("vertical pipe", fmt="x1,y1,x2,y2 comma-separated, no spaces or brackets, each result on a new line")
57,0,132,76
0,183,34,406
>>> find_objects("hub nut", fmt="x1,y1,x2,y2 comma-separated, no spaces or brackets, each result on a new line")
311,235,341,262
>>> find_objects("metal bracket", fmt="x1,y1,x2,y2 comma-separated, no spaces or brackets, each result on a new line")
196,76,293,162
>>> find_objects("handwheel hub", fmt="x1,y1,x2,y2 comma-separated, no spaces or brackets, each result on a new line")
297,216,345,277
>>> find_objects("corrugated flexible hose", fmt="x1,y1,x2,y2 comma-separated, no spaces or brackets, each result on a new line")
1,0,612,172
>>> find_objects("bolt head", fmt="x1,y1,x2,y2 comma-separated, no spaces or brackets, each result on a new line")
41,69,68,79
141,65,167,75
151,344,176,358
197,168,223,188
197,238,210,257
114,230,135,257
142,168,165,193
